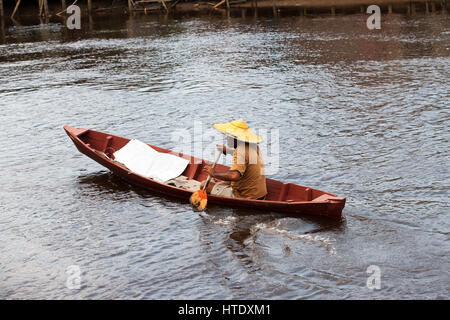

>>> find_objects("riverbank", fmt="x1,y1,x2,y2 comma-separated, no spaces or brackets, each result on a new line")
0,0,448,19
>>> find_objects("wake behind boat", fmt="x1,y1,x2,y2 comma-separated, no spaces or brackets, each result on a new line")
64,125,346,219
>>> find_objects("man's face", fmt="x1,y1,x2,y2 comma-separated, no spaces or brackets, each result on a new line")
226,136,235,148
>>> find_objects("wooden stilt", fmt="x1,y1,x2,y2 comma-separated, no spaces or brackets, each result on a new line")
388,4,393,14
331,6,335,16
89,13,93,30
43,0,49,17
61,0,67,11
39,0,48,17
225,0,230,11
431,2,436,12
214,0,226,9
272,0,277,16
0,17,4,43
411,2,416,14
407,2,411,15
161,0,169,13
303,8,307,15
425,2,429,13
0,7,4,45
360,5,364,13
11,0,22,19
88,0,92,13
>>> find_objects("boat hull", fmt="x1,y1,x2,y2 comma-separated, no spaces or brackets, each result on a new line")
64,126,346,219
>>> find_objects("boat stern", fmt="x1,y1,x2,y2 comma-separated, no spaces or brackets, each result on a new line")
326,197,346,219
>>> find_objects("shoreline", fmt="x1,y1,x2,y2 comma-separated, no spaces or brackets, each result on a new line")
0,0,447,19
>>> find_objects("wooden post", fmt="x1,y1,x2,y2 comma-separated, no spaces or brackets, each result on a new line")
214,0,226,9
88,0,92,13
161,0,169,13
303,8,307,15
360,5,364,13
11,0,22,19
0,16,4,43
272,0,277,16
411,2,416,14
43,0,49,17
89,12,93,30
226,0,230,11
128,0,133,12
407,2,411,15
388,4,393,14
331,7,335,15
62,0,66,9
0,0,3,18
431,2,436,12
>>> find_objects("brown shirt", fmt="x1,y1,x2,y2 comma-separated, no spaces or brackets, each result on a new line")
230,143,267,199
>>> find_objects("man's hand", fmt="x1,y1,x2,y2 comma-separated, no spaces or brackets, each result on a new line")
216,144,234,155
203,165,215,177
216,144,227,155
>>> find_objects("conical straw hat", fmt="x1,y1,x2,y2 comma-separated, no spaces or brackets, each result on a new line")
213,119,262,144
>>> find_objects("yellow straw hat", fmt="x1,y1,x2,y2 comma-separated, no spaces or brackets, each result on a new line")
213,119,262,144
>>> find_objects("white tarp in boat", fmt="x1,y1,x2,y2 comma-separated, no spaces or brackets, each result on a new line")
113,139,189,182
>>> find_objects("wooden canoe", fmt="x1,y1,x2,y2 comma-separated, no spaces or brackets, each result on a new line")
64,125,346,219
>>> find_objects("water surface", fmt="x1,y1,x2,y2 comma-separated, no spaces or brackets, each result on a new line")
0,11,449,299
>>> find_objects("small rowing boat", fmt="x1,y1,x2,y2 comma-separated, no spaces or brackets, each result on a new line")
64,125,346,219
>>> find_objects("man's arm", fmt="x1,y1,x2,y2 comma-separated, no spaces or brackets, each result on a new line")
203,166,241,182
213,179,231,185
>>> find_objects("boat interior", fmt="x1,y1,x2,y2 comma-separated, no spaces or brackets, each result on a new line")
73,128,332,203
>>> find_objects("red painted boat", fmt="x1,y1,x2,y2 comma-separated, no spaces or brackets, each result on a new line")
64,125,346,219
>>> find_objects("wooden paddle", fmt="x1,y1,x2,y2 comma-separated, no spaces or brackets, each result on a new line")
190,151,222,211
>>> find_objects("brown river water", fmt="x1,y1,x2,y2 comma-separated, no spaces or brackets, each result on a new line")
0,10,449,299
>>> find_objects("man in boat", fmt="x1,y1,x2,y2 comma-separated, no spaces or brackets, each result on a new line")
201,119,267,200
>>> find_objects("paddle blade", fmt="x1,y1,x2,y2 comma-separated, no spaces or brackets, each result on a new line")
190,190,208,211
198,198,208,211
